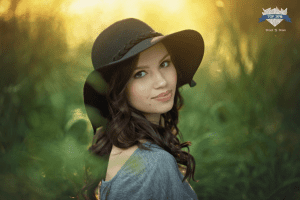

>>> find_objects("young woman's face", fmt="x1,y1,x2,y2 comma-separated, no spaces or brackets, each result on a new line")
126,42,177,121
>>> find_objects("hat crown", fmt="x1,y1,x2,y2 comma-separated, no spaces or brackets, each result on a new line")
91,18,155,70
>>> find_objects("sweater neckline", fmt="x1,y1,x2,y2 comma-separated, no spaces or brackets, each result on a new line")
102,141,153,183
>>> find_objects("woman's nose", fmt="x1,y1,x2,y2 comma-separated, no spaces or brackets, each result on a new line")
153,71,167,88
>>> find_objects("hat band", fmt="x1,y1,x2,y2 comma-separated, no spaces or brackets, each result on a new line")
112,31,163,62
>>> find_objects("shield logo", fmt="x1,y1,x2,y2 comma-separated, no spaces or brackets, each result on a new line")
259,7,291,27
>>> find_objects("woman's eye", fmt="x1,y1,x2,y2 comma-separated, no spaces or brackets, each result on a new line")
133,60,171,79
134,71,146,78
161,60,171,68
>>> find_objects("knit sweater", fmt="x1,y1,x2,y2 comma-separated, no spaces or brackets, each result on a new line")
95,141,198,200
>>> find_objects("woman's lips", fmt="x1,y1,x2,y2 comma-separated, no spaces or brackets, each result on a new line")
154,91,172,102
153,90,172,99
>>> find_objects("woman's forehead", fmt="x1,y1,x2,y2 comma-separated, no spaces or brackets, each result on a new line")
136,43,169,66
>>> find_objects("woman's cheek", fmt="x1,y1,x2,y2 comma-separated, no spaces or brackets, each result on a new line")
131,88,139,101
132,86,147,102
174,71,177,83
171,67,177,84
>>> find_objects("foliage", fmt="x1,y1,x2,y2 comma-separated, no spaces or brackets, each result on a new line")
178,5,300,200
0,11,100,200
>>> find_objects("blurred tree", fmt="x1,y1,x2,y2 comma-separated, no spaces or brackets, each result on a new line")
0,1,94,199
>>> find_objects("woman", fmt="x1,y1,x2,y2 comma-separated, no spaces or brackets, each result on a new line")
82,18,205,200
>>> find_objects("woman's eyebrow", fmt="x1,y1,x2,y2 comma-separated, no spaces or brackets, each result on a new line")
135,53,170,69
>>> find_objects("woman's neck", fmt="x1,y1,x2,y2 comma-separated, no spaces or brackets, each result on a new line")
143,113,163,125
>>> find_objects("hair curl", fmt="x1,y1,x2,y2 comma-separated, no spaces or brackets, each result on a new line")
80,40,198,200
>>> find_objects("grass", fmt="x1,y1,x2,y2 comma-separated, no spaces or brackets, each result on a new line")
177,6,300,200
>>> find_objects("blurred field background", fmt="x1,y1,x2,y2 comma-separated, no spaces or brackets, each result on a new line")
1,0,300,199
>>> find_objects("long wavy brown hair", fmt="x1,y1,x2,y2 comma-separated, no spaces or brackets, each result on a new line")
81,41,199,200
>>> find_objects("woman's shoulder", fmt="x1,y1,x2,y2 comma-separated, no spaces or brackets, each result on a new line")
105,140,152,182
110,139,149,154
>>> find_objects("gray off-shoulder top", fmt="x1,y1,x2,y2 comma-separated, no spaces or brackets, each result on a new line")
95,141,198,200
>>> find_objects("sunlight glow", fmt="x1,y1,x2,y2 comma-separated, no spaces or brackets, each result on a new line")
0,0,10,14
67,0,103,14
12,0,217,55
216,1,224,8
160,0,183,13
66,0,184,15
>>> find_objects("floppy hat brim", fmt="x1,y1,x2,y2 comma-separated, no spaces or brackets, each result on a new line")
86,29,204,88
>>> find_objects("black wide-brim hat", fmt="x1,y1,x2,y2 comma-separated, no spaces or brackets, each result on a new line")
83,18,205,134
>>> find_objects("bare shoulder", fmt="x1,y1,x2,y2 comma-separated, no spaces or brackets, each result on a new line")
106,141,147,182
